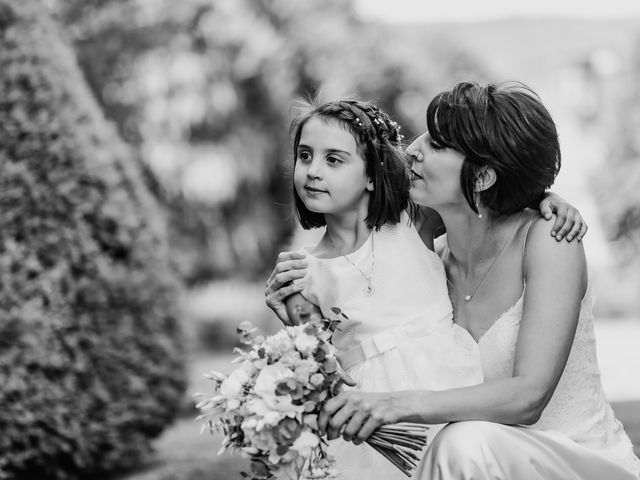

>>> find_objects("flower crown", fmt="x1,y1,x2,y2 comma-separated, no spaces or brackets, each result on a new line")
344,101,405,145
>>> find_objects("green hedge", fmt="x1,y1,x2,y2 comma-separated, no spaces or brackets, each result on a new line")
0,2,186,479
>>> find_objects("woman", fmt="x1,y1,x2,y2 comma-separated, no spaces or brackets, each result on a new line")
312,82,640,478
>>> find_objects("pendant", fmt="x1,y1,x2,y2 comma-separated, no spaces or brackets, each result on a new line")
464,295,472,301
365,284,375,296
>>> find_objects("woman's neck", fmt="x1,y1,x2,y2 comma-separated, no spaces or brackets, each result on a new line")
439,208,519,272
323,210,372,256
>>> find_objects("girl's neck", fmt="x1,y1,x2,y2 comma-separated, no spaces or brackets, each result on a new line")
439,207,520,272
323,212,372,256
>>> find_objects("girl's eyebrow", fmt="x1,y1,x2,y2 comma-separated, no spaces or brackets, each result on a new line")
297,143,352,156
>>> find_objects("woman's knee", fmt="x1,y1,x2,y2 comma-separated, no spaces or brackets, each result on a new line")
423,421,507,476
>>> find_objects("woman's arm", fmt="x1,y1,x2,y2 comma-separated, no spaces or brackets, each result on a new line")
264,251,309,325
320,217,588,442
284,292,323,325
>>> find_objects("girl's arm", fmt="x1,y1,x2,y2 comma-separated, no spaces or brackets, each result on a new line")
413,193,587,252
320,217,587,443
539,191,588,242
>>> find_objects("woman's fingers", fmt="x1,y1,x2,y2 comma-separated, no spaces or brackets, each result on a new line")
354,415,385,444
338,372,357,388
342,410,370,443
326,406,354,440
319,393,348,433
265,269,307,296
265,282,304,325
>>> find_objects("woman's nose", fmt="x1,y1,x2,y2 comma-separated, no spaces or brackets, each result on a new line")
406,138,422,164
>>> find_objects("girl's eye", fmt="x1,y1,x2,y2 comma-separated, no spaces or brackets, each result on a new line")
298,150,312,162
326,156,342,166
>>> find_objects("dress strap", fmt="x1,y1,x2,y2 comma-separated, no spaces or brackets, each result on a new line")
522,218,536,257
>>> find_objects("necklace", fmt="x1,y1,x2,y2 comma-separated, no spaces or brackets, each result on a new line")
327,231,375,296
446,213,522,302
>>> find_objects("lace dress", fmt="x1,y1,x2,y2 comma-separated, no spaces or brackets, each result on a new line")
296,216,483,480
416,283,640,479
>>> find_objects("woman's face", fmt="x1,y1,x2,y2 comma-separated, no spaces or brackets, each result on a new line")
294,117,372,217
406,131,466,208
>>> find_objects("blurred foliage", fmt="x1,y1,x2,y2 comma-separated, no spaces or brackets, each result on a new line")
598,35,640,265
51,0,487,285
0,1,185,478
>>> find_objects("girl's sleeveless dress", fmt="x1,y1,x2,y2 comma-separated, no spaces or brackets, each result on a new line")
415,235,640,478
296,216,483,480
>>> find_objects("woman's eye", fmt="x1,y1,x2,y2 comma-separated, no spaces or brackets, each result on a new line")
326,156,342,166
429,140,445,151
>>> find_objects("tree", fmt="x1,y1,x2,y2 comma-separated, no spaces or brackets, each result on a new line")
0,1,185,478
598,36,640,264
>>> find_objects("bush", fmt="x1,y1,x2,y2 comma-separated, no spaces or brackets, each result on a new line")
0,2,186,479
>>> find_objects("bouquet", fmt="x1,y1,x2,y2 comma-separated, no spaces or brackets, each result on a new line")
196,312,429,479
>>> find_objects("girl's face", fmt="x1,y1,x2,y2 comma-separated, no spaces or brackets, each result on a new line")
294,117,373,218
406,131,466,209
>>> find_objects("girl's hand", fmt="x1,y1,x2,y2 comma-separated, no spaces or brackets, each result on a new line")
539,192,588,242
319,391,404,445
264,251,308,325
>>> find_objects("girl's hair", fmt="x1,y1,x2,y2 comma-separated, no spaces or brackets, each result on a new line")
290,99,411,230
426,81,561,215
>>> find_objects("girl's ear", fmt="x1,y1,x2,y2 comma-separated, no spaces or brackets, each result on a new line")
474,166,497,192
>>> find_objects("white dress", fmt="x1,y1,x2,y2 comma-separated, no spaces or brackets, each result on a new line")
417,282,640,479
296,216,483,480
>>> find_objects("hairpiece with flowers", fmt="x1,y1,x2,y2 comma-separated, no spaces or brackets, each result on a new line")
340,100,405,145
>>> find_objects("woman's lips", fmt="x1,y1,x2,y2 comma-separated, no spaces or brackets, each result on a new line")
410,169,424,181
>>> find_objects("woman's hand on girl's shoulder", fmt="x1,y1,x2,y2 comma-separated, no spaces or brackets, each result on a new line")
264,251,308,325
538,192,588,242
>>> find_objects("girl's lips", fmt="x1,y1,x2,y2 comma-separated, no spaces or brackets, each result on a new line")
410,169,424,180
304,185,327,193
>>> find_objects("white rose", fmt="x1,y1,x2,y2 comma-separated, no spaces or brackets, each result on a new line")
219,373,243,397
254,364,294,399
263,410,283,426
294,332,319,355
291,430,319,457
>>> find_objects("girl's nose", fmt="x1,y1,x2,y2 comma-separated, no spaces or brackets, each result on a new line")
306,157,322,178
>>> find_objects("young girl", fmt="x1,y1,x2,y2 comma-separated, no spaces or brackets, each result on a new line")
265,99,585,479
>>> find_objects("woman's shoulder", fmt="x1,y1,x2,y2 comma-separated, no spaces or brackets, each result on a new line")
521,211,587,284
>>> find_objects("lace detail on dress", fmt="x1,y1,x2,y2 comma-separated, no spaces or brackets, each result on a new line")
478,282,640,474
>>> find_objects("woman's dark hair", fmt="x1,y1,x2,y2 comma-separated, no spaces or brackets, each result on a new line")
290,99,411,229
426,81,561,215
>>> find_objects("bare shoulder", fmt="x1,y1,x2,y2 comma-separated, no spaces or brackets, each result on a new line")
524,214,587,288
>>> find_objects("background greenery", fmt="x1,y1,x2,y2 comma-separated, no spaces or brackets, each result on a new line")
1,0,639,478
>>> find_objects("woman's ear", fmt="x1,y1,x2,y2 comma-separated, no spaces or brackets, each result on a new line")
366,177,374,192
474,166,497,192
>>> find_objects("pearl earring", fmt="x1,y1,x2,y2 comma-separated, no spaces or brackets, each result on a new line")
475,192,483,219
